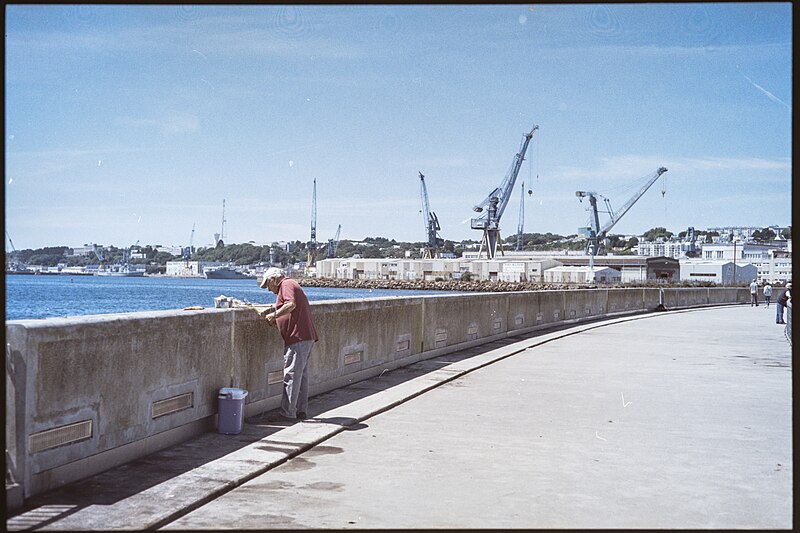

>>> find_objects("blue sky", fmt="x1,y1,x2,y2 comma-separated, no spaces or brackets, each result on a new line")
5,3,792,250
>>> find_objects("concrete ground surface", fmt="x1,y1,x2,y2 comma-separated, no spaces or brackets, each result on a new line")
6,305,793,530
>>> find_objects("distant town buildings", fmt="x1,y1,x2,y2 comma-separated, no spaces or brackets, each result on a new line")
44,226,790,285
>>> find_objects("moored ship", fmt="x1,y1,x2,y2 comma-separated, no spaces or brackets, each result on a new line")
94,264,145,277
204,266,258,280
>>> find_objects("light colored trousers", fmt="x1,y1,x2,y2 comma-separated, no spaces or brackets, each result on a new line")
281,339,314,418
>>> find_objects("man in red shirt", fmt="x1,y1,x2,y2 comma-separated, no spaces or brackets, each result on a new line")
260,267,319,421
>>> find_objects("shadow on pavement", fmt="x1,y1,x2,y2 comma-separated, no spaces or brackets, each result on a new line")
6,322,581,527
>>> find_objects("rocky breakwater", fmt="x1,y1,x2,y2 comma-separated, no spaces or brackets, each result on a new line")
296,277,582,292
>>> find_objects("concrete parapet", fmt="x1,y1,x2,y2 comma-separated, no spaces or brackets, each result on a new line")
5,287,748,506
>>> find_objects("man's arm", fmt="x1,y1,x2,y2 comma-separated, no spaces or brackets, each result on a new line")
266,300,296,324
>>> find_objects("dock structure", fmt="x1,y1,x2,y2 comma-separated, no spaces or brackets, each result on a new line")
6,304,791,530
6,292,792,529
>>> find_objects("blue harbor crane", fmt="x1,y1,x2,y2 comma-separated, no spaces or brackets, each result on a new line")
326,224,341,259
471,124,538,259
576,166,668,269
686,226,698,257
419,171,444,259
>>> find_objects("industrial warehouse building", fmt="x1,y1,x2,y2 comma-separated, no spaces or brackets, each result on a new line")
679,260,758,285
315,255,683,284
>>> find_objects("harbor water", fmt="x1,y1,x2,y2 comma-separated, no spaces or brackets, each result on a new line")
5,275,457,321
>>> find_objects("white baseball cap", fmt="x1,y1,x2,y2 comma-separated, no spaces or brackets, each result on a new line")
259,267,284,288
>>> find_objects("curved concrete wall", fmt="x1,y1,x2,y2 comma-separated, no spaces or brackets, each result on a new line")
5,287,748,505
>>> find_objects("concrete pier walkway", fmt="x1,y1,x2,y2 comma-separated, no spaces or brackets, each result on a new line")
6,305,792,529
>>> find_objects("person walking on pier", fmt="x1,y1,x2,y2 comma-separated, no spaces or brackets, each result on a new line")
776,283,790,324
763,282,773,308
260,267,319,422
749,279,759,307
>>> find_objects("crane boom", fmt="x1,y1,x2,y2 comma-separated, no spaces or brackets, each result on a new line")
471,124,538,258
515,181,525,252
599,166,668,237
576,166,668,268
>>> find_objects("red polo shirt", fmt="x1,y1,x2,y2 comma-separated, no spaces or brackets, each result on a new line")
275,278,319,347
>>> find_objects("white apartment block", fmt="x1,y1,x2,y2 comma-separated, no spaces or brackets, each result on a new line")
700,242,791,283
637,240,697,259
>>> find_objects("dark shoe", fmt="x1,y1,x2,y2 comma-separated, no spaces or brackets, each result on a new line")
297,411,308,420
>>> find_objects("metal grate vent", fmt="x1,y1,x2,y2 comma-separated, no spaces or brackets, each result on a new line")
29,420,92,454
493,319,502,330
152,392,194,419
268,370,284,385
396,339,410,352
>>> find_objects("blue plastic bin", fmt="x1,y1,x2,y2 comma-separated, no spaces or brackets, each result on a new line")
218,388,248,434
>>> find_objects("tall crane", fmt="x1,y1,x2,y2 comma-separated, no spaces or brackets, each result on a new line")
576,166,668,269
305,178,317,274
419,171,444,259
326,224,342,259
471,124,538,259
685,226,698,257
515,181,526,252
183,223,195,266
5,231,21,270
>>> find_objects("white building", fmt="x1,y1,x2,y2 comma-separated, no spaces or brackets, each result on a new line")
543,266,621,284
700,241,791,283
315,257,562,283
679,259,757,285
637,239,698,259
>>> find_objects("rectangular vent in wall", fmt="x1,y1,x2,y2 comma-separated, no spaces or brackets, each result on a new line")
268,371,284,385
396,339,410,352
29,420,92,454
344,351,363,365
152,392,194,419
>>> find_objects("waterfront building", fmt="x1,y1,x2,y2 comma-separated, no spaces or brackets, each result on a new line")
315,257,563,283
162,260,242,277
679,259,757,285
544,266,621,284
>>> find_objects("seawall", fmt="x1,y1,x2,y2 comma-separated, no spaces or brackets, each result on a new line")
5,287,748,507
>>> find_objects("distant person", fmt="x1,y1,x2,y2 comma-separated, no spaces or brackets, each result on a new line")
259,267,319,422
776,283,791,324
749,279,759,306
763,283,773,308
